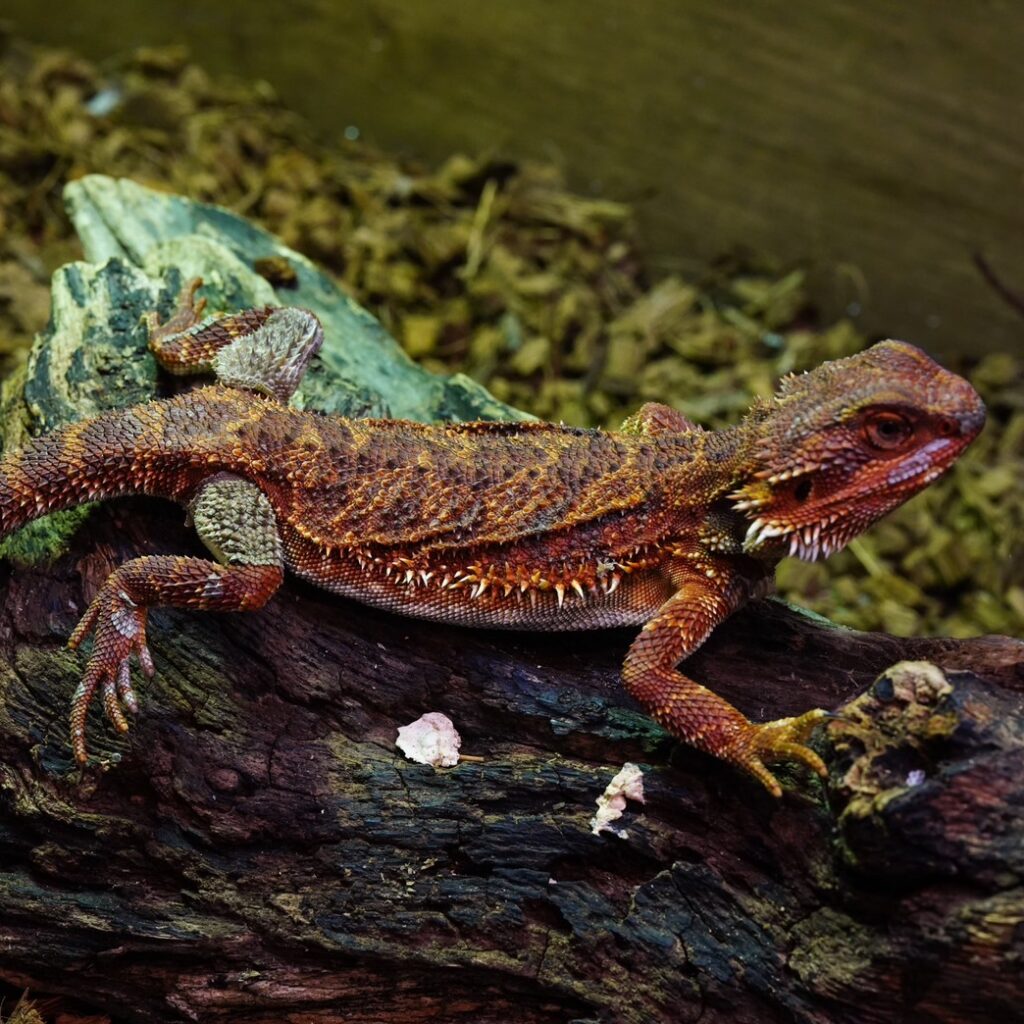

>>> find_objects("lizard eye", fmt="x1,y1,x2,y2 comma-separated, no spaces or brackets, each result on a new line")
862,410,914,450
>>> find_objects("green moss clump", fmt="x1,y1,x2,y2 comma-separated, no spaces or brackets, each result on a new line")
0,507,95,567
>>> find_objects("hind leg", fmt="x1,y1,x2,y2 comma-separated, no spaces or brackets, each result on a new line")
146,277,277,375
146,278,323,401
68,476,284,763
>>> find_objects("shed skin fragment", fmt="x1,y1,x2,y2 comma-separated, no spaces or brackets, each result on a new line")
396,712,462,767
591,762,646,837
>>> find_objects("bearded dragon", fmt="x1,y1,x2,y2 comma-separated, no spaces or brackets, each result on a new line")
0,280,985,794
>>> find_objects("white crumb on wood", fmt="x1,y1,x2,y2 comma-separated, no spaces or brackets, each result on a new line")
590,762,645,838
396,712,462,767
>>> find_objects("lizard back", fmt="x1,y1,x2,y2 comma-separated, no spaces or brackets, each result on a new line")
251,411,696,556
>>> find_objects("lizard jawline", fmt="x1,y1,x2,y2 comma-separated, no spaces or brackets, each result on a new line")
742,515,856,562
739,444,958,562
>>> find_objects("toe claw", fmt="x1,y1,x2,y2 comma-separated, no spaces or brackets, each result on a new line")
102,672,129,733
772,740,827,779
727,708,832,796
786,708,832,743
66,581,151,762
746,759,783,799
68,600,100,650
116,660,139,714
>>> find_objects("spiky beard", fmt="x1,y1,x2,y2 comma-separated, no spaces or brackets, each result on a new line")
731,433,964,562
739,460,953,561
742,513,869,561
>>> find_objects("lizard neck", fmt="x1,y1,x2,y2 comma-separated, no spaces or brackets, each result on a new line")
640,420,793,571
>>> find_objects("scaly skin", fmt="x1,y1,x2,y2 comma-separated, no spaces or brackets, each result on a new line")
0,280,986,794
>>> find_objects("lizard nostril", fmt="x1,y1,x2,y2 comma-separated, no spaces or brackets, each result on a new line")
794,479,812,503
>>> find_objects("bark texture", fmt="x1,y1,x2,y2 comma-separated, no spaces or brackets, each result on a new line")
0,178,1021,1024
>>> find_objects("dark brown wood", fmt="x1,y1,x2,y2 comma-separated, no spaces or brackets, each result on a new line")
0,499,1022,1024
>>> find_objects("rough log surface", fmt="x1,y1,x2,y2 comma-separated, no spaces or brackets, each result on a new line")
0,178,1021,1024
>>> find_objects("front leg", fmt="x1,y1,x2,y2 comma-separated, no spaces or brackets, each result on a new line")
67,476,284,764
622,557,829,797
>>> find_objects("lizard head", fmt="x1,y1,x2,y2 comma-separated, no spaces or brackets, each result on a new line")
731,340,985,561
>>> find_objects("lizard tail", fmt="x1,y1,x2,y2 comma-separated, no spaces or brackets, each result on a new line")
0,406,171,539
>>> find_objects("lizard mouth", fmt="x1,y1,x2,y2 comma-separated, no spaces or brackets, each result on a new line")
738,436,965,562
881,436,959,487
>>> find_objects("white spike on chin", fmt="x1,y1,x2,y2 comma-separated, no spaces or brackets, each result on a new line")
743,517,790,550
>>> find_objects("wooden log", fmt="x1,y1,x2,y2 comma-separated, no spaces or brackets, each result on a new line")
0,178,1020,1023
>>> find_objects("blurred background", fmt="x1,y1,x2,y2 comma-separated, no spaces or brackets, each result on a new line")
0,0,1021,638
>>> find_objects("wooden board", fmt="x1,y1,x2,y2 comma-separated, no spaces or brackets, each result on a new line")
6,0,1024,358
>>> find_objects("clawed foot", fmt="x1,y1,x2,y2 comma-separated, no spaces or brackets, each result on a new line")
67,581,155,764
722,709,831,798
144,276,206,345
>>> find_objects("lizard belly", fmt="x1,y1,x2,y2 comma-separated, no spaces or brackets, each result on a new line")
280,530,669,631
